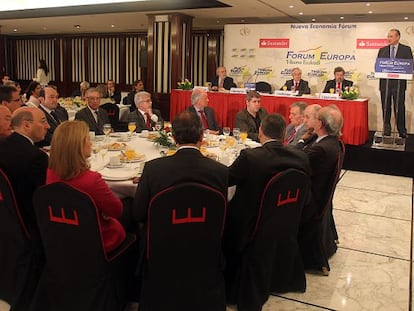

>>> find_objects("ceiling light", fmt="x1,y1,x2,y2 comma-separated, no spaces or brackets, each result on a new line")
311,18,316,22
288,5,294,8
404,17,408,20
74,25,80,29
299,12,303,15
13,29,17,32
111,24,115,28
216,20,220,24
366,3,371,6
368,10,373,14
340,16,344,20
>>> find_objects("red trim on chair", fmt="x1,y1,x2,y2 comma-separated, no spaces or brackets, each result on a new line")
277,189,299,207
146,183,227,260
0,168,32,240
48,206,79,226
0,190,3,201
172,207,206,224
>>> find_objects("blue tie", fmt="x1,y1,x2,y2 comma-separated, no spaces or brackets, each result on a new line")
391,46,395,59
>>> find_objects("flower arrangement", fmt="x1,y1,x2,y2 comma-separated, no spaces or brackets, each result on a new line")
177,79,193,90
152,127,176,148
72,96,86,108
341,86,359,100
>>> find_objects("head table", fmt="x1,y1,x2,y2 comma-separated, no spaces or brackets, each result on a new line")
89,133,259,199
170,89,369,146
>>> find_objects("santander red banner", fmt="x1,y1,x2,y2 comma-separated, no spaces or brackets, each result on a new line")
259,38,290,48
356,39,389,49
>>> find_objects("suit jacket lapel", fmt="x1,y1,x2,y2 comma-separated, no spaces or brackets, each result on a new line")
86,108,100,132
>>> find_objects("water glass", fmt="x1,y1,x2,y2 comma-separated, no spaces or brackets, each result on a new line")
155,121,162,131
233,128,240,141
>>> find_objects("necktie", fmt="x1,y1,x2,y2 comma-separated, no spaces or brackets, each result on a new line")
391,46,395,59
145,112,151,129
50,111,60,124
94,110,99,123
337,82,341,91
294,82,299,91
199,110,209,129
219,78,224,89
285,128,296,144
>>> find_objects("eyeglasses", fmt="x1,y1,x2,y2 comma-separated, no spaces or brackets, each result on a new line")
88,97,100,101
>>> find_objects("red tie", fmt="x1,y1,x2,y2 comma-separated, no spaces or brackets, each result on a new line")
337,82,341,91
285,128,296,144
145,112,151,129
294,82,299,91
199,110,208,129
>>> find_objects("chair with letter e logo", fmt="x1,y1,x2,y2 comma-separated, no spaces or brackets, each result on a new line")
31,182,136,311
139,182,227,311
225,169,310,311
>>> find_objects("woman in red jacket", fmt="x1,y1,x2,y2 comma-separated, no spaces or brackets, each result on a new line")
47,120,126,253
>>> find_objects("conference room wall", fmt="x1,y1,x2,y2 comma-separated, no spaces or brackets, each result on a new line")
224,22,414,133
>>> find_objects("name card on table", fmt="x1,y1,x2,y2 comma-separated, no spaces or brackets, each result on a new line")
193,86,209,92
230,87,247,94
374,58,413,80
274,90,298,96
319,93,340,100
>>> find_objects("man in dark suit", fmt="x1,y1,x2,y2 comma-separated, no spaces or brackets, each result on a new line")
211,66,236,91
36,86,66,147
224,113,310,252
126,79,144,108
281,67,311,95
0,84,21,113
187,88,220,134
106,79,121,104
75,88,110,135
133,110,228,221
322,66,353,94
0,107,49,235
234,90,268,142
296,104,321,150
285,101,308,145
127,91,163,132
377,28,413,137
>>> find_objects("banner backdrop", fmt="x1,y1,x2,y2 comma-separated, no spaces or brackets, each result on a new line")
224,22,414,132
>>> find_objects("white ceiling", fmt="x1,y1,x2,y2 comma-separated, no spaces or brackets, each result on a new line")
0,0,413,36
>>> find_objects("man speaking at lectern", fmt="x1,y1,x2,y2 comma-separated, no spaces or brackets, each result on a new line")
377,28,413,138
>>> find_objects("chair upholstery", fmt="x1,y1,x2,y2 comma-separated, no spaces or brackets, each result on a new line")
0,168,40,308
31,182,136,311
255,81,272,94
100,102,128,132
139,182,227,311
225,169,310,311
299,140,345,273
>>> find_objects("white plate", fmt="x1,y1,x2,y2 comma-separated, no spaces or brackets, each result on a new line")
101,168,136,181
95,135,105,141
109,132,121,137
105,163,125,169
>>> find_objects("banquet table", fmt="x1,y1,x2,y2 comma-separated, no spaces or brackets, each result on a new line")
170,90,369,146
90,134,254,199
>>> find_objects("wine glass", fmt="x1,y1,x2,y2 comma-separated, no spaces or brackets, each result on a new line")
91,143,101,162
155,121,162,131
232,128,240,141
103,123,112,142
223,127,230,136
128,122,136,137
240,131,248,142
100,145,108,164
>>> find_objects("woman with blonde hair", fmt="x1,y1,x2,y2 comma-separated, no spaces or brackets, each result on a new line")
47,120,126,253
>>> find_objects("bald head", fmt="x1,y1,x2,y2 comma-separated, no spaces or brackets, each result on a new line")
12,107,50,142
0,106,12,137
317,105,343,137
303,104,321,130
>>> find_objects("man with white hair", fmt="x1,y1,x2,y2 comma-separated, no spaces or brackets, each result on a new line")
281,67,311,95
187,88,220,134
296,104,322,149
127,91,163,132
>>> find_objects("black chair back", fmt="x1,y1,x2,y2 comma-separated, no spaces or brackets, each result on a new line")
229,169,310,311
255,81,272,93
100,102,119,128
140,182,227,311
0,167,35,306
32,182,135,311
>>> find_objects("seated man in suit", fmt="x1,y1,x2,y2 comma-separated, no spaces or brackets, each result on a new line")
36,86,67,147
127,91,163,132
296,104,322,150
285,101,307,145
187,88,220,135
0,105,12,138
106,79,121,104
126,79,145,108
223,113,311,270
75,88,110,135
322,66,353,94
0,107,49,235
281,67,311,95
301,105,343,222
234,90,267,142
211,66,236,91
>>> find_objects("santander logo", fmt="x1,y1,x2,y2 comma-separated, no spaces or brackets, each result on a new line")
259,38,290,48
357,39,389,49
